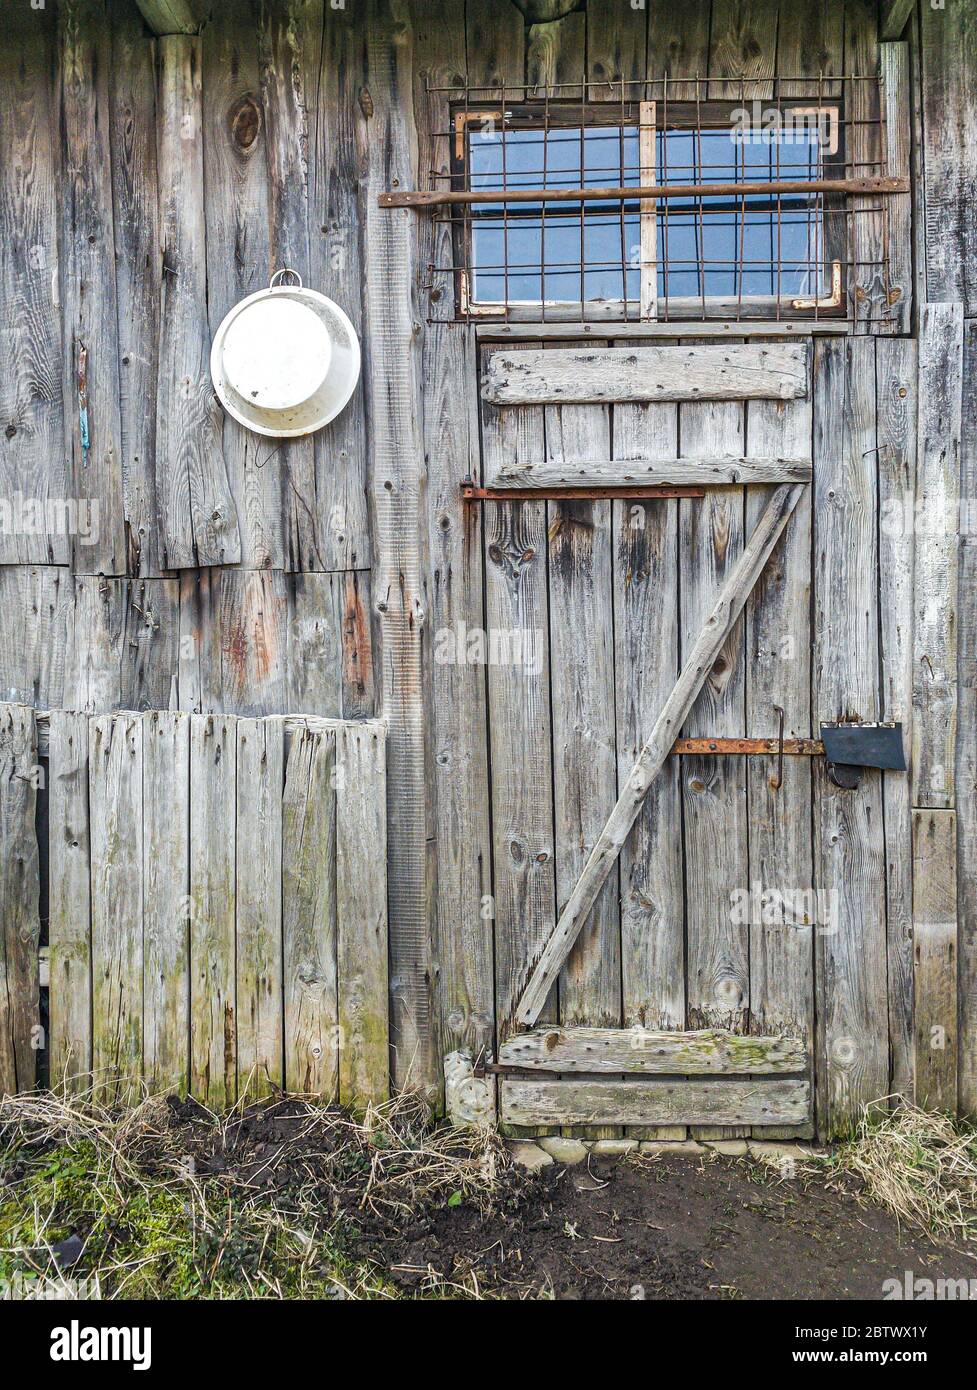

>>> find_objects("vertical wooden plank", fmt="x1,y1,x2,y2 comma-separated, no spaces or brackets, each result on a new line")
0,5,69,566
646,4,710,102
364,0,440,1098
0,705,40,1095
914,303,962,809
64,577,180,715
337,569,376,719
286,572,344,718
528,12,586,97
464,0,524,93
310,4,372,572
258,0,321,572
586,0,646,100
813,338,888,1138
745,387,814,1139
90,713,143,1101
776,0,843,97
481,354,557,1056
913,809,958,1112
613,370,685,1141
679,379,749,1140
236,717,284,1097
143,711,190,1094
336,723,388,1107
48,711,92,1090
203,0,283,572
880,43,913,335
958,320,977,1118
189,714,237,1108
845,0,889,333
708,0,778,99
0,567,70,711
216,570,289,715
282,726,338,1097
877,336,918,1103
59,0,127,576
108,0,163,578
156,35,240,568
920,0,977,314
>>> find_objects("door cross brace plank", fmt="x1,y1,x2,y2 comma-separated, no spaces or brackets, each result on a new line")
515,481,807,1028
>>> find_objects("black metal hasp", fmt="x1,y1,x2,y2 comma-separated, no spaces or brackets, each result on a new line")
820,721,907,789
379,175,909,210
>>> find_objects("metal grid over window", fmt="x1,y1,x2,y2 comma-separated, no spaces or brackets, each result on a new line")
415,73,898,326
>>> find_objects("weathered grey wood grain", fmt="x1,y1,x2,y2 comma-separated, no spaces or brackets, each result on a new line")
877,336,918,1103
482,346,810,405
516,481,804,1028
202,0,282,572
64,578,180,715
257,0,320,572
612,360,686,1139
189,714,237,1107
282,726,338,1097
488,458,813,488
47,711,91,1090
920,1,977,314
0,6,69,566
679,376,749,1141
177,569,288,716
464,0,524,93
812,338,888,1138
913,808,958,1113
527,11,585,97
286,572,344,718
914,303,962,809
501,1078,811,1128
90,713,142,1101
422,323,494,1060
776,0,843,98
586,0,645,101
481,346,558,1050
156,35,240,567
364,0,440,1099
646,3,710,102
59,0,127,576
958,320,977,1118
708,0,778,100
336,723,389,1107
499,1028,806,1074
845,0,888,333
882,0,916,42
545,369,621,1040
143,710,190,1093
482,321,848,341
236,717,284,1098
881,43,913,335
0,705,40,1096
108,0,163,577
308,1,372,572
0,567,70,710
745,381,815,1139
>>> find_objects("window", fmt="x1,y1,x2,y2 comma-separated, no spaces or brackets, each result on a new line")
453,102,843,320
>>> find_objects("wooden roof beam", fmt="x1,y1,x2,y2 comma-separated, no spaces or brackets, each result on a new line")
133,0,198,35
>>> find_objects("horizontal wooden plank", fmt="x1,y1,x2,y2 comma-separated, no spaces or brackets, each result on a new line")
478,320,850,341
500,1078,810,1127
498,1027,806,1074
487,458,812,489
483,346,809,406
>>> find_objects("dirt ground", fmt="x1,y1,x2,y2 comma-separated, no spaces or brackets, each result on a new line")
392,1152,972,1300
4,1095,973,1300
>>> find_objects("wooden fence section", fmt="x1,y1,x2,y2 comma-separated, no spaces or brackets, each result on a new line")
0,703,388,1108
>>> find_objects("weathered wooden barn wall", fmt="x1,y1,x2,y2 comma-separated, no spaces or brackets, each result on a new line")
1,0,975,1135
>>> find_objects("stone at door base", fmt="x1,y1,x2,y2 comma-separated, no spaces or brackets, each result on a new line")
507,1140,554,1172
748,1140,822,1167
590,1139,639,1156
703,1139,750,1157
538,1136,589,1165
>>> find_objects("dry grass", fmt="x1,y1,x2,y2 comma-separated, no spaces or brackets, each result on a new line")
829,1100,977,1245
0,1084,511,1299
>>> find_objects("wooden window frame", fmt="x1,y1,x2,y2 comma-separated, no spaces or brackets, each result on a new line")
451,100,845,324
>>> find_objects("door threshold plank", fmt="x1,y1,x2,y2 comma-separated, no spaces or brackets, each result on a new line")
501,1078,810,1128
497,1027,805,1074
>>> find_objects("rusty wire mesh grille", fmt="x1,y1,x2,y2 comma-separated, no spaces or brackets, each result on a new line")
422,73,894,325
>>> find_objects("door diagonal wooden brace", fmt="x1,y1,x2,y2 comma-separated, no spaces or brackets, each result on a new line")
515,481,807,1028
